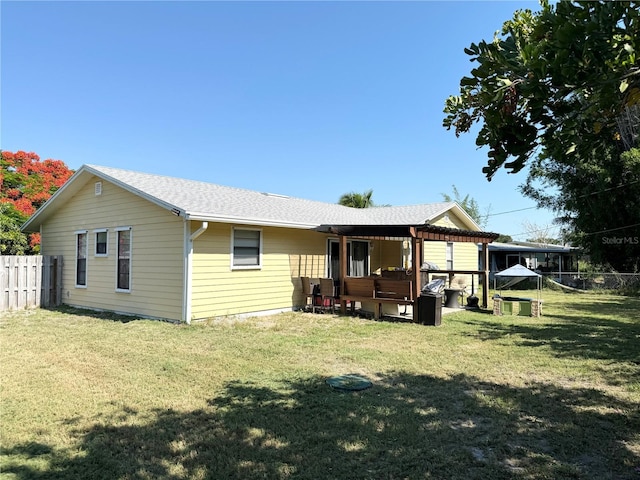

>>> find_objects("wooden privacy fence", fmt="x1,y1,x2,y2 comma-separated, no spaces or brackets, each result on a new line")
1,256,63,311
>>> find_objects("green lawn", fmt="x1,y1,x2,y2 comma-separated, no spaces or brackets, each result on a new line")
1,290,639,479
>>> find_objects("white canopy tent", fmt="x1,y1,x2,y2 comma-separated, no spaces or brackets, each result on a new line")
494,264,542,301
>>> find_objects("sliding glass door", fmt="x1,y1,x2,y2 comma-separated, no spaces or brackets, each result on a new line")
328,239,370,279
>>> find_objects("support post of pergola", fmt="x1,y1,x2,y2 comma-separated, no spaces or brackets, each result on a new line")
339,234,348,315
411,235,423,322
481,242,490,308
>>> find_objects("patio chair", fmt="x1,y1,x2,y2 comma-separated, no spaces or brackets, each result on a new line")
318,277,337,313
450,275,468,302
301,277,316,312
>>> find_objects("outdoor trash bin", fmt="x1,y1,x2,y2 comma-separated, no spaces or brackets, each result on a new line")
418,293,442,326
466,295,479,308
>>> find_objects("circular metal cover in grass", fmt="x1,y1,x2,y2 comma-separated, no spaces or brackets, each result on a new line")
326,374,372,391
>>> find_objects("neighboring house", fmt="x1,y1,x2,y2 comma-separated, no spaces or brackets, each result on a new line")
480,241,580,283
23,165,489,323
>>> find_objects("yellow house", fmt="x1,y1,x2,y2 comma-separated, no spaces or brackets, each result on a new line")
22,165,493,323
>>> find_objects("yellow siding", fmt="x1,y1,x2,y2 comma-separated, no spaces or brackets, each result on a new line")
287,231,329,279
191,225,329,319
448,243,478,287
424,210,480,285
454,243,479,270
431,211,473,230
424,242,446,267
370,239,404,272
40,176,185,321
422,242,477,271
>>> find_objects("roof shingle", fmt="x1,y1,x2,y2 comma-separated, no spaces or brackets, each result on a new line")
86,164,458,228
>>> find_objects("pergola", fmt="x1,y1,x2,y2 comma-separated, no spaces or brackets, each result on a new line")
317,224,500,316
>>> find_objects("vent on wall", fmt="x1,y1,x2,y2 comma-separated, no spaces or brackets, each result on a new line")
95,182,102,196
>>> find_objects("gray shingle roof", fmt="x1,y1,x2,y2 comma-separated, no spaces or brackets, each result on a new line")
86,165,457,228
23,164,472,231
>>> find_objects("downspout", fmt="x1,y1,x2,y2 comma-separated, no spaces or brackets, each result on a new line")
183,221,208,324
191,221,209,241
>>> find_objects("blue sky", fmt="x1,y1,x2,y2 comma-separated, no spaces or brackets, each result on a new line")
1,0,556,239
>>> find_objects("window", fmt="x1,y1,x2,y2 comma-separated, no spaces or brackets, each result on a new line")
350,241,369,276
116,227,131,291
328,240,340,280
327,239,370,278
446,242,454,270
232,228,261,268
95,229,108,256
75,231,88,287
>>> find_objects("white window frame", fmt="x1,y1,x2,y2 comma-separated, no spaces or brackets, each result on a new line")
94,228,108,257
231,227,262,270
115,227,132,293
327,238,370,278
75,230,88,288
446,242,454,270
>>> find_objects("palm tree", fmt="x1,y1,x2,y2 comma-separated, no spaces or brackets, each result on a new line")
338,189,374,208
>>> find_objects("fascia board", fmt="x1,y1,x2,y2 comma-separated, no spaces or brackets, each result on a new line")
185,213,319,230
21,165,184,232
425,203,453,223
486,243,575,253
21,166,91,232
436,202,481,231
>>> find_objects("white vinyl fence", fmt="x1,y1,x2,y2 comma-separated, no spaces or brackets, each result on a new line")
1,255,62,311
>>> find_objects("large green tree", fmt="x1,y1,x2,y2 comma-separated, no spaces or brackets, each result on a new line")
0,203,28,255
444,0,640,271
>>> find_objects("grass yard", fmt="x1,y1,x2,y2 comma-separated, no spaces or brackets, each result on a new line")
1,290,639,479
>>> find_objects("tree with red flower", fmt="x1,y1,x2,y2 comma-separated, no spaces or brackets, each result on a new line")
1,150,74,254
